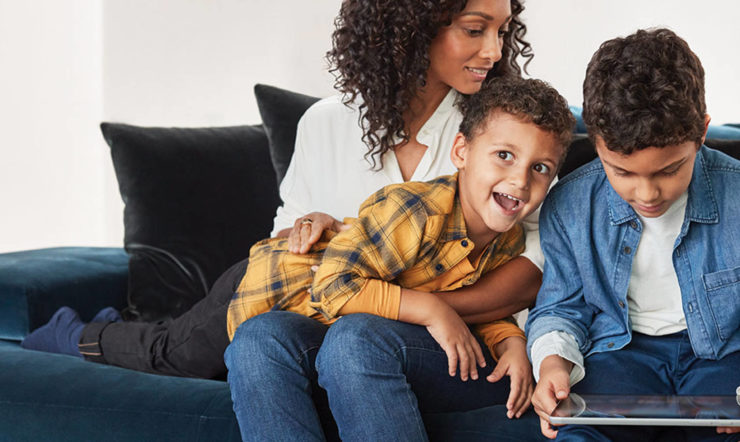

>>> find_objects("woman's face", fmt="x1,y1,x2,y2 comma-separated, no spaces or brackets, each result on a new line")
427,0,512,95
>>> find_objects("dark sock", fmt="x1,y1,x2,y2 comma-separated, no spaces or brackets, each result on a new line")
21,307,84,357
91,307,122,323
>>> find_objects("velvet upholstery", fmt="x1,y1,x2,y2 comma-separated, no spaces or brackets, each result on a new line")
0,339,239,441
101,123,281,322
0,247,128,341
254,84,320,184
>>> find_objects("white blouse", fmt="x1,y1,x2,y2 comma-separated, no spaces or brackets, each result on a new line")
271,89,544,269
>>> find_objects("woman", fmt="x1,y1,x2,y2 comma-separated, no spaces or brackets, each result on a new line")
23,0,541,414
225,1,544,441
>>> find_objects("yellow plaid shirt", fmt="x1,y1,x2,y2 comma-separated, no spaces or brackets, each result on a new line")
227,174,526,354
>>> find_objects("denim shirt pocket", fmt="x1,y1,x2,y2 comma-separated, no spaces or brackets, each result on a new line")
702,266,740,341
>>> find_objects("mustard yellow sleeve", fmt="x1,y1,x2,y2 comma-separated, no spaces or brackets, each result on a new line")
335,279,402,320
309,187,428,319
474,318,525,361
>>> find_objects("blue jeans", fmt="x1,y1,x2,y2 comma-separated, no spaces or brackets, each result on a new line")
557,331,740,442
226,312,542,442
317,313,540,441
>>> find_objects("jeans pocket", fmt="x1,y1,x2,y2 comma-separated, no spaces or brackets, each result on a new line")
702,266,740,341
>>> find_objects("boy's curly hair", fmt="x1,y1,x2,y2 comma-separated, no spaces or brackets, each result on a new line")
582,28,706,154
327,0,533,168
459,77,575,156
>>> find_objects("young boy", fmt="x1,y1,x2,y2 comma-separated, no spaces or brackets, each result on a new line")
225,77,575,441
527,28,740,441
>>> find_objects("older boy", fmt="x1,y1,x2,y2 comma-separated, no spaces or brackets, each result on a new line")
527,29,740,441
225,77,575,442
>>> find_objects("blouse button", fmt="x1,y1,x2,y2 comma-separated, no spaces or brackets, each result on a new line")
619,301,625,308
623,246,632,254
435,263,444,272
607,342,615,348
630,221,638,229
461,240,469,247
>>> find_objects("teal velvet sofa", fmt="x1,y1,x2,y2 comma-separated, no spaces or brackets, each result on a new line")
0,247,241,441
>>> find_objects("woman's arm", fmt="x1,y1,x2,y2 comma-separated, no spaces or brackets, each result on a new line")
436,256,541,324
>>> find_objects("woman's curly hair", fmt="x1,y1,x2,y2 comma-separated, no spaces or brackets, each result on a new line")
582,28,706,154
327,0,533,168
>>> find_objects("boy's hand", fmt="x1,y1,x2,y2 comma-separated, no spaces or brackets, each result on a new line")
287,212,349,254
425,301,487,381
487,336,534,419
532,355,572,439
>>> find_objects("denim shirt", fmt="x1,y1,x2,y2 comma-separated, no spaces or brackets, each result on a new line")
526,146,740,361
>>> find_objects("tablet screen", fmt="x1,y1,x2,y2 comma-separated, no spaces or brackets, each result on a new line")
550,393,740,427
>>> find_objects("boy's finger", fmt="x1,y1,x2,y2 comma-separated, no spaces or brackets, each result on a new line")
507,380,520,418
446,346,458,377
457,343,470,381
486,361,506,383
539,416,558,439
298,223,313,253
471,339,486,368
463,341,479,380
516,394,532,418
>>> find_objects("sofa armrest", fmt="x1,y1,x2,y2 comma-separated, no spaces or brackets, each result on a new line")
0,247,128,341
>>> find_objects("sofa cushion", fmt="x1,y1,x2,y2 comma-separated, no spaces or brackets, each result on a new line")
0,247,128,341
101,123,281,321
0,340,240,441
254,84,320,184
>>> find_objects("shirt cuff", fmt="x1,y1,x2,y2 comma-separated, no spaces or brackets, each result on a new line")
530,330,584,386
334,279,402,320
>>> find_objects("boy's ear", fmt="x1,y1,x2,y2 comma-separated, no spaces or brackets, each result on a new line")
450,133,468,169
700,114,711,146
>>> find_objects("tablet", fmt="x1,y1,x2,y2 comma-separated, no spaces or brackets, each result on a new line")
549,393,740,427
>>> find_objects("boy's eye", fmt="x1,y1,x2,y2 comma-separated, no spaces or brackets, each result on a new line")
534,163,551,175
661,168,680,176
465,28,484,36
497,151,513,161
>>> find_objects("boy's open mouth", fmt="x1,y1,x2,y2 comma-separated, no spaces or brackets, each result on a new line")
493,192,523,213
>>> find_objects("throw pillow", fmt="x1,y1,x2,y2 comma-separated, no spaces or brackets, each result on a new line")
254,84,320,184
101,123,280,321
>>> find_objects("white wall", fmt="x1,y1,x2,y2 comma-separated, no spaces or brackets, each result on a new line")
1,1,738,252
0,0,104,252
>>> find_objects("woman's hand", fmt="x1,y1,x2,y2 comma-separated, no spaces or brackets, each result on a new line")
487,337,534,419
287,212,348,254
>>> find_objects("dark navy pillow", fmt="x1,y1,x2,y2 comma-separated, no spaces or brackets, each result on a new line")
254,84,320,184
101,123,280,321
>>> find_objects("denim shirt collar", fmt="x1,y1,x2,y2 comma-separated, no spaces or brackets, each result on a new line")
606,146,719,226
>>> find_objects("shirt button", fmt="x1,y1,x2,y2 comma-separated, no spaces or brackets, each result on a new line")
461,240,469,247
629,221,638,229
435,263,444,272
607,342,615,348
619,301,625,308
623,246,632,254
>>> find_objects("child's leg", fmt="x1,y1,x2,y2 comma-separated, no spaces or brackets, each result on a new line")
225,311,337,442
675,336,740,442
77,256,250,379
316,313,523,441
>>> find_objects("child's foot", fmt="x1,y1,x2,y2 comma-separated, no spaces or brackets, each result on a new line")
21,306,84,357
91,306,122,323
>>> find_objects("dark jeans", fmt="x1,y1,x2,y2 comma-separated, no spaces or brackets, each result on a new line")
79,257,249,379
558,331,740,442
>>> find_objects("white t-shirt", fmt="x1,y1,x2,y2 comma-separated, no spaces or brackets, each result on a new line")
271,89,545,269
628,192,688,335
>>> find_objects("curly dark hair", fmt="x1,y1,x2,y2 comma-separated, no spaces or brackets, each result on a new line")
459,77,575,158
327,0,533,168
582,28,706,154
